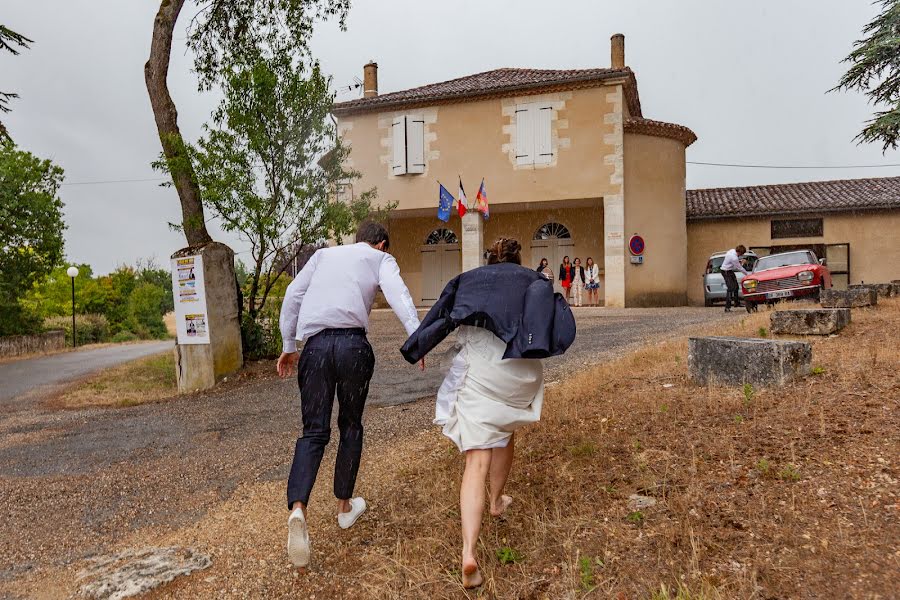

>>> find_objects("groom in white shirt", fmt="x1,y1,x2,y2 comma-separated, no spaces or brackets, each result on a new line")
277,221,422,567
720,244,750,312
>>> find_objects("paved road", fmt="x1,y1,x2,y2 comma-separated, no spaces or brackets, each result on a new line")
0,307,738,589
0,341,174,407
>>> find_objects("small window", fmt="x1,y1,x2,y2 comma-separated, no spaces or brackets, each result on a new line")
771,218,823,239
391,115,426,175
533,222,571,240
515,103,553,166
425,228,458,245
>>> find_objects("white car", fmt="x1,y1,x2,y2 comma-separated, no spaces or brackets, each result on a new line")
702,251,759,307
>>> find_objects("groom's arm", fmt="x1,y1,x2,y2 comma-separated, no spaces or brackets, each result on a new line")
279,251,320,353
378,254,420,336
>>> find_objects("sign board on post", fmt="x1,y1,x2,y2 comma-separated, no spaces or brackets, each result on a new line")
628,235,645,256
171,255,211,345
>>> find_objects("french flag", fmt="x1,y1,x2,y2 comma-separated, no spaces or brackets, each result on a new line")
457,176,468,217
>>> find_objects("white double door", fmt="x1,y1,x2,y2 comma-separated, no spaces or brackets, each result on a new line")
421,244,461,304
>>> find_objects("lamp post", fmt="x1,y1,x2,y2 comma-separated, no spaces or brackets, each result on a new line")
66,266,79,347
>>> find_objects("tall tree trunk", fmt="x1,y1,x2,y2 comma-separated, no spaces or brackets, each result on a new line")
144,0,213,246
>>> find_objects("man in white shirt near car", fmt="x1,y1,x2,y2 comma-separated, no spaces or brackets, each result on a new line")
277,221,422,567
720,244,750,313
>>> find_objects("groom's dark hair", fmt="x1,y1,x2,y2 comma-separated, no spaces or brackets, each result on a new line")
356,220,390,251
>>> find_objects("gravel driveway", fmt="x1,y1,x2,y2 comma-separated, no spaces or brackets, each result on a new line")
0,306,737,592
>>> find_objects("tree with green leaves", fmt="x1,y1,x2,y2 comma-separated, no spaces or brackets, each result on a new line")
834,0,900,151
144,0,351,247
0,24,34,140
0,140,65,335
165,52,377,319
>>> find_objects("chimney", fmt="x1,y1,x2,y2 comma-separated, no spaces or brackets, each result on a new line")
363,61,378,98
610,33,625,69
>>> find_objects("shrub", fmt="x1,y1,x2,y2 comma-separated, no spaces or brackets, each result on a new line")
127,283,168,339
241,309,283,360
44,313,110,345
111,330,139,343
0,299,42,336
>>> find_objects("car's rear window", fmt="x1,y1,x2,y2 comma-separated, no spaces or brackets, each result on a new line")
754,251,813,271
708,256,725,273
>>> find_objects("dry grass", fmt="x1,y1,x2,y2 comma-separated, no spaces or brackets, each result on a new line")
52,351,177,408
33,301,897,599
344,300,899,599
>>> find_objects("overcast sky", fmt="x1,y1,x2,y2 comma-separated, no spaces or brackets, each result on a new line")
4,1,897,274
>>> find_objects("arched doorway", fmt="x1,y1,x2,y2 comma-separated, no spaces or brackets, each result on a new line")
420,228,460,304
531,222,574,294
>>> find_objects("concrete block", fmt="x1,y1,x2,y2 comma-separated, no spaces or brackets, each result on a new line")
848,283,896,298
688,336,812,387
820,288,877,308
770,308,850,335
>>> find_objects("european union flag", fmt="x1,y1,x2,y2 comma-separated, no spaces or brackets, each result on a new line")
438,183,454,222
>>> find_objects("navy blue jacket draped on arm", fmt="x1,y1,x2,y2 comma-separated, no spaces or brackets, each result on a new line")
400,262,577,363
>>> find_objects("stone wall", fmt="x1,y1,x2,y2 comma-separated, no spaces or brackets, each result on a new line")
0,330,65,358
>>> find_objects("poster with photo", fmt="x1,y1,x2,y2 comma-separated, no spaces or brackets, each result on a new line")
170,255,211,344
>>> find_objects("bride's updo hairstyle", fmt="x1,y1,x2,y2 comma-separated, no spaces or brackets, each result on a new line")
486,237,522,265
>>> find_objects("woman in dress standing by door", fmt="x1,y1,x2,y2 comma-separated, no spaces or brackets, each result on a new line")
559,256,573,303
536,257,554,282
585,257,600,306
571,257,585,307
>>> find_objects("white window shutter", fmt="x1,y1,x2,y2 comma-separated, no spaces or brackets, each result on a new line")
515,104,534,165
391,116,407,175
406,117,426,174
535,105,553,165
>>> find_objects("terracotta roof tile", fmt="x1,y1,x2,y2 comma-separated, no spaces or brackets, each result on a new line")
624,117,697,147
686,176,900,219
333,67,638,115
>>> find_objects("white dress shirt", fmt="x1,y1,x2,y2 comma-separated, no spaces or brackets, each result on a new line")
720,249,750,275
279,243,420,353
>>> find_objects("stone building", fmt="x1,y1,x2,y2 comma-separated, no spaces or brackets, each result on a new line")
332,34,697,307
686,176,900,305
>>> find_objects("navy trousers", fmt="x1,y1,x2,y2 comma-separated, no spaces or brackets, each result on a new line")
287,328,375,509
723,269,740,310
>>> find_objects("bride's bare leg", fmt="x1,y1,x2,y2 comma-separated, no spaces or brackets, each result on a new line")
489,435,514,516
460,449,490,588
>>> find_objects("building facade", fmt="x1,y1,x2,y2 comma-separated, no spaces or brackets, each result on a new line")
332,35,697,307
686,177,900,305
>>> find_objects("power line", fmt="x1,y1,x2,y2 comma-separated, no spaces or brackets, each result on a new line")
57,160,900,188
61,176,169,187
687,161,900,169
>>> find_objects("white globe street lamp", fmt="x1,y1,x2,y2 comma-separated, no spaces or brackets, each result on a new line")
66,266,79,347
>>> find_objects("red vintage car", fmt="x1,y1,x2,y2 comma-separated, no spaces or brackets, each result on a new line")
741,250,832,312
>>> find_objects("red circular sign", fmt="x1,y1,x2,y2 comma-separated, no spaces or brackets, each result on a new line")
629,235,645,256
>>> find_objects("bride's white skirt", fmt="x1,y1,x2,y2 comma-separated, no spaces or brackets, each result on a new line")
435,325,544,452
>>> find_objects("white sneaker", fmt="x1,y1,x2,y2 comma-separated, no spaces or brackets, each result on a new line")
287,507,310,567
337,497,367,530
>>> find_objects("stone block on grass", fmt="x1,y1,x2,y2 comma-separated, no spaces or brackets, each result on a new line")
848,283,896,298
770,308,850,336
688,336,812,387
820,288,877,308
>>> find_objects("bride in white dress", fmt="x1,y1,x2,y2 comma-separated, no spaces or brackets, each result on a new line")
410,238,558,588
